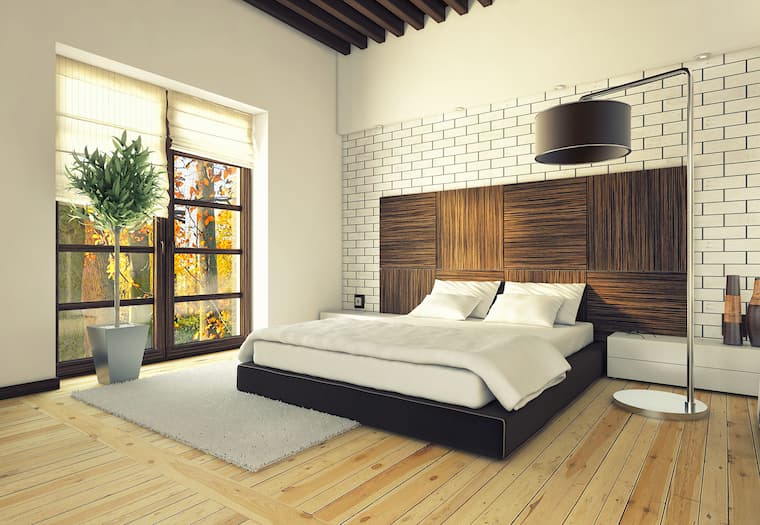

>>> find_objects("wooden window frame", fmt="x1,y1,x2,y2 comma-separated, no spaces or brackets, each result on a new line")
165,151,252,359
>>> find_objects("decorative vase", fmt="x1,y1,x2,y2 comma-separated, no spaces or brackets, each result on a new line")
746,278,760,347
87,324,149,384
723,275,743,346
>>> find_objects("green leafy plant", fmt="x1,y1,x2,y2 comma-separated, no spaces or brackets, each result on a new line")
65,131,165,327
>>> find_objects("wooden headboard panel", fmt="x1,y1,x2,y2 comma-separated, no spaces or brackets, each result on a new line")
379,167,687,341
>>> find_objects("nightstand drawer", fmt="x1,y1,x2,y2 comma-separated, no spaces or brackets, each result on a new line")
607,332,760,396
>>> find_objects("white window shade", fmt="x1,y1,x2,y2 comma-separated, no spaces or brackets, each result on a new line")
167,91,254,169
56,56,169,218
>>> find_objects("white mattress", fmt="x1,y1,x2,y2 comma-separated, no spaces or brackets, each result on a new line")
251,318,593,409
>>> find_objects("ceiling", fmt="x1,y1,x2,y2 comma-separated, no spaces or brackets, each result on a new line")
241,0,494,54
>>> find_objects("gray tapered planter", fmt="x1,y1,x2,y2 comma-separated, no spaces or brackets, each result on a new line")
87,324,149,384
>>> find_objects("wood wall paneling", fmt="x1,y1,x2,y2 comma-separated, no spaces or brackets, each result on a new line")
380,193,437,268
656,167,687,272
503,178,587,269
588,167,686,272
378,167,687,339
380,268,434,314
586,272,687,340
437,186,503,271
435,270,505,282
503,270,587,284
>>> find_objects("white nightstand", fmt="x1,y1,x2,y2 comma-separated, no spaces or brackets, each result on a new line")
607,332,760,396
319,310,403,321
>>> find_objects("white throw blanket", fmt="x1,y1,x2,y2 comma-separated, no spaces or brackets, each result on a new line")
239,318,571,410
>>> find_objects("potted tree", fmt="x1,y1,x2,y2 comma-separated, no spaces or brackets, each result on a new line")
66,131,165,384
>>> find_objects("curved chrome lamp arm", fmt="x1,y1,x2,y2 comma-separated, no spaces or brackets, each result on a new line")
581,67,697,413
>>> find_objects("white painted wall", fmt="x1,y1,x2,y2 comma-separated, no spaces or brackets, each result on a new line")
0,0,341,388
338,0,760,134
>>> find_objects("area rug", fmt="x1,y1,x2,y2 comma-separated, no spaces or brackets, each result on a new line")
71,360,359,472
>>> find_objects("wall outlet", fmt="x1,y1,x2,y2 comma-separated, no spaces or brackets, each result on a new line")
354,294,365,309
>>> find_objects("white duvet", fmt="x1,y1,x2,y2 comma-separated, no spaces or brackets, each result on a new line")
238,317,571,411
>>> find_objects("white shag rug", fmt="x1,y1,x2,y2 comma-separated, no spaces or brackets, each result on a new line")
72,360,359,472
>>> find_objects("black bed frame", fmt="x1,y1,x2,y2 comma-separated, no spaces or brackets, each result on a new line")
237,341,605,459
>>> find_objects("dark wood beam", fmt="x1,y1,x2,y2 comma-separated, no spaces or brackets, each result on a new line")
274,0,367,48
442,0,468,15
410,0,447,23
377,0,425,30
309,0,386,43
477,0,494,6
242,0,351,54
344,0,405,37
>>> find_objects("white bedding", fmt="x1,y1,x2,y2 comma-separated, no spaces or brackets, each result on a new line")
239,317,589,410
253,340,496,408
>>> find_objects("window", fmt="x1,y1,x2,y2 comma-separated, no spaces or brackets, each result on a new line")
55,56,254,376
171,153,249,348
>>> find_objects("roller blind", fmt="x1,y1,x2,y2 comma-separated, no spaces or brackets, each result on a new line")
167,91,254,169
56,56,169,217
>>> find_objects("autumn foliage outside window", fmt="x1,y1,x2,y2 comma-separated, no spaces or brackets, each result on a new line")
172,155,243,344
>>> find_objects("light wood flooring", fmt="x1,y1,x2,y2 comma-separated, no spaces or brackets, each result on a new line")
1,350,759,524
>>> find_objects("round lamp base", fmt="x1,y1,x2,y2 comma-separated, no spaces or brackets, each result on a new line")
612,389,708,420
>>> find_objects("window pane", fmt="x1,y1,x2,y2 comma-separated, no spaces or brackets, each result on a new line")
58,252,153,303
58,204,154,247
174,298,240,345
174,206,239,250
174,253,240,296
173,155,240,205
58,305,153,362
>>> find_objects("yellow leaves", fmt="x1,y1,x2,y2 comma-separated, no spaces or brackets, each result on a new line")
223,166,237,179
105,253,138,299
173,300,234,344
173,155,238,204
202,308,230,340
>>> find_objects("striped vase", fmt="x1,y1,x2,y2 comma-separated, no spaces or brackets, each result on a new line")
746,278,760,347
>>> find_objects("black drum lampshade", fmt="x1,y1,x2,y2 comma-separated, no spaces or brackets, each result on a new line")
534,100,632,164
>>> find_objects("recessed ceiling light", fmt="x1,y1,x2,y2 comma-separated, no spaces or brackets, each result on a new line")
696,52,711,60
455,106,466,112
554,84,568,91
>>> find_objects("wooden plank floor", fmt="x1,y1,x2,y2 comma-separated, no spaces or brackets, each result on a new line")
1,351,758,524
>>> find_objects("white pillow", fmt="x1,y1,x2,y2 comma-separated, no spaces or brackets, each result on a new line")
408,293,481,321
484,293,563,327
502,282,586,325
431,280,501,319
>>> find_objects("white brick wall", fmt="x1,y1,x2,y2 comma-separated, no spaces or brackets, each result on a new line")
341,46,760,339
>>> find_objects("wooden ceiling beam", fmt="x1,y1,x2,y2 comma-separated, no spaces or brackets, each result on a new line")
308,0,386,44
274,0,368,49
377,0,425,30
442,0,468,15
477,0,494,6
242,0,351,54
344,0,405,37
410,0,447,23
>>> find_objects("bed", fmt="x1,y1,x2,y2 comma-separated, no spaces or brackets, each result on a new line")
236,316,604,458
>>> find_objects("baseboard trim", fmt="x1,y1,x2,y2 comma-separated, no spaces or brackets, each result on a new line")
0,378,60,400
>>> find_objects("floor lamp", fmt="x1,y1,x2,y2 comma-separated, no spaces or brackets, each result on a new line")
534,67,708,420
